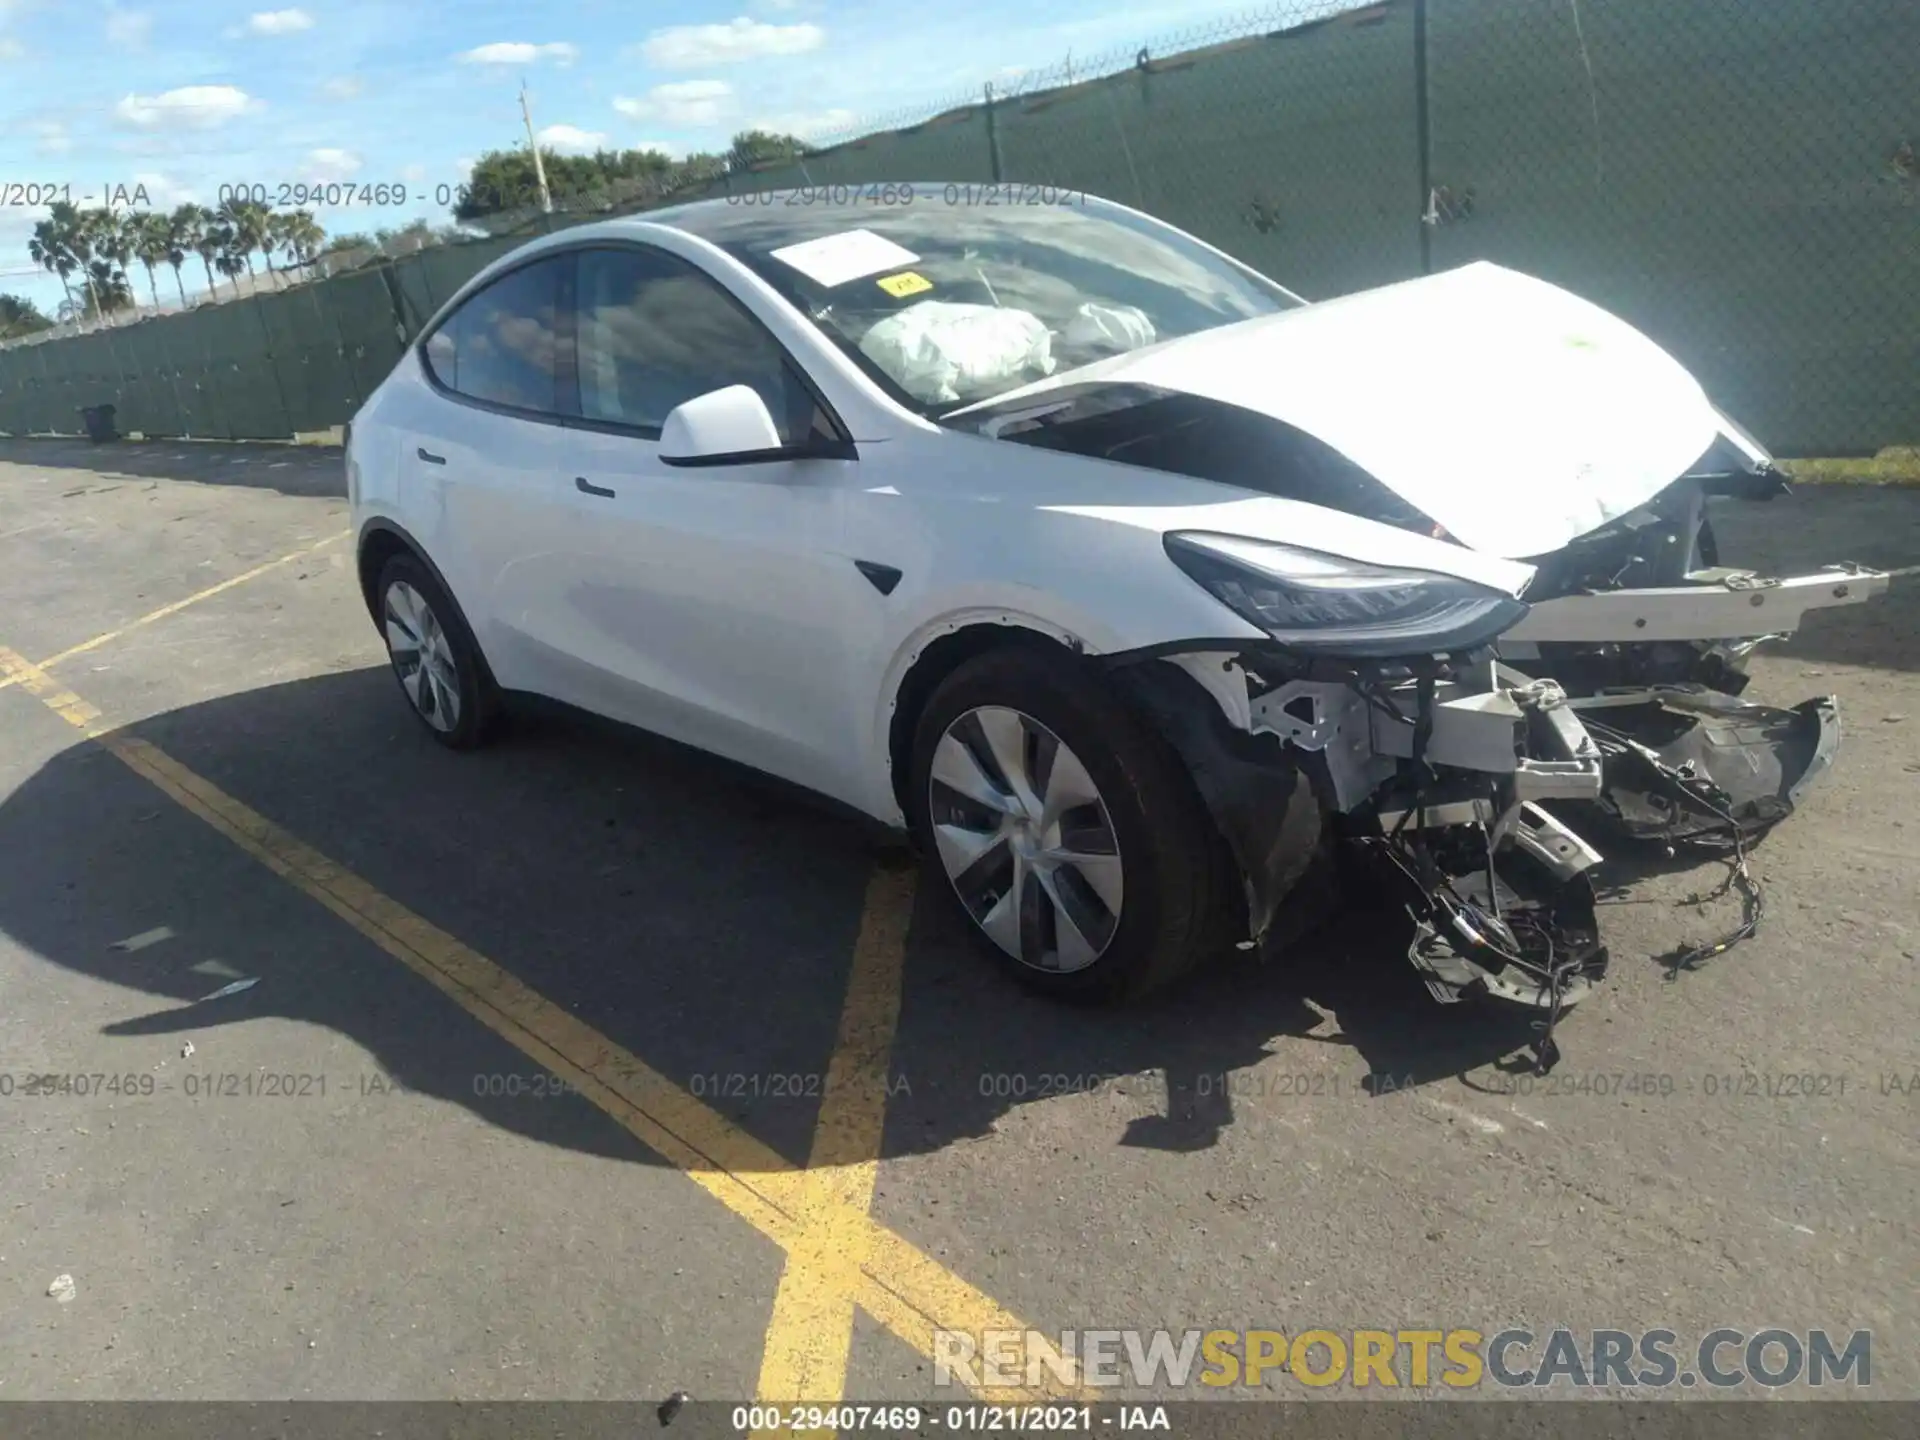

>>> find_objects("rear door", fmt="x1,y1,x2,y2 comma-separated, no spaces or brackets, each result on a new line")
406,252,575,693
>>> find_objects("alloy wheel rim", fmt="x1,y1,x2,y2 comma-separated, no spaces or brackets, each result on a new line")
927,705,1124,973
384,580,461,733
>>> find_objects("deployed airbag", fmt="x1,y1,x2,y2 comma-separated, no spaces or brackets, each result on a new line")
859,300,1056,404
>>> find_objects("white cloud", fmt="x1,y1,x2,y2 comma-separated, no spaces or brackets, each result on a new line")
749,107,855,139
246,8,314,34
33,120,71,154
106,7,151,47
458,40,577,66
641,18,823,69
1,36,24,60
319,76,362,100
306,148,361,181
115,85,258,129
613,80,733,128
536,123,608,155
401,162,428,183
629,139,684,159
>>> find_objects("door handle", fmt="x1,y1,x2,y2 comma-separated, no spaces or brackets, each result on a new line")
575,476,616,498
417,447,446,465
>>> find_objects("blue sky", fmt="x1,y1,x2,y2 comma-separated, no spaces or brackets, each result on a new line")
1,0,1289,311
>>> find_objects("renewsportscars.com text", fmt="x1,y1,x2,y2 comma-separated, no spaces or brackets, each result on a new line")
933,1327,1872,1390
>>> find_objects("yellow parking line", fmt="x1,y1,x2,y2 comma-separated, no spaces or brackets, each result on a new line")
0,530,349,693
754,865,915,1423
0,644,1080,1404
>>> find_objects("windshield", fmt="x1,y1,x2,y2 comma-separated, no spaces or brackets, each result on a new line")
660,185,1303,415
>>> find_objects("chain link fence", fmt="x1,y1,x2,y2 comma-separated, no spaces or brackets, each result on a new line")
1,0,1914,452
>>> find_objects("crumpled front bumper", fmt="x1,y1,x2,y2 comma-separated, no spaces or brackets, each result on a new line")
1116,544,1887,1036
1331,664,1846,1013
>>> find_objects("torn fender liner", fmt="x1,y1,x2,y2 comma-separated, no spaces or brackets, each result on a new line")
1575,687,1843,846
1113,659,1330,945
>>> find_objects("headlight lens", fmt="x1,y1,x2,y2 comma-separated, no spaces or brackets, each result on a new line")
1164,532,1529,658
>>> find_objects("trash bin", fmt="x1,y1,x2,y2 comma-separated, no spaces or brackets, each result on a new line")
79,403,118,443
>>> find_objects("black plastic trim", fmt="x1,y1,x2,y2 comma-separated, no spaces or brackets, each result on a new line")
854,560,903,595
660,436,858,468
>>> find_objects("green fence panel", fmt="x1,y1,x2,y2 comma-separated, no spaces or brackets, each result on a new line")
413,237,515,315
323,267,407,409
791,110,995,187
255,288,326,434
34,334,76,433
383,253,434,337
286,283,364,430
195,298,289,439
60,332,114,434
1428,0,1918,455
120,321,187,438
996,9,1425,302
0,344,43,434
164,304,224,439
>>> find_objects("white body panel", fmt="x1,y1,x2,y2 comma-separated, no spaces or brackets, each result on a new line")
953,261,1722,560
348,214,1884,833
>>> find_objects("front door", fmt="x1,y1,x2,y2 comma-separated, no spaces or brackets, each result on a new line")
532,244,868,799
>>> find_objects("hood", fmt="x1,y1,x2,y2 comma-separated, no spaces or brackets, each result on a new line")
954,262,1732,560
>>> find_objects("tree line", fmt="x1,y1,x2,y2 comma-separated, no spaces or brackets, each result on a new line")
15,199,326,332
1,131,813,341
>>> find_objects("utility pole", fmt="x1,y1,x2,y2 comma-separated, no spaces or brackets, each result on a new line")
519,79,553,214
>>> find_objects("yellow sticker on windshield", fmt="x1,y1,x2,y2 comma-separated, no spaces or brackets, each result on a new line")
877,271,933,298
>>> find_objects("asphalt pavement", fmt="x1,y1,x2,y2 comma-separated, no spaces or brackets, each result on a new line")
0,437,1914,1410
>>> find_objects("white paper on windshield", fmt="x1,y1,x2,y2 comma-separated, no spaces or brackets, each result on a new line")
770,229,920,288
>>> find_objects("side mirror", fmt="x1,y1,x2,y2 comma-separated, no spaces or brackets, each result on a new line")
659,385,785,466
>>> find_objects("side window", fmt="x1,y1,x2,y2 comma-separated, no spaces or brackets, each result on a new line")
422,257,565,414
576,246,815,442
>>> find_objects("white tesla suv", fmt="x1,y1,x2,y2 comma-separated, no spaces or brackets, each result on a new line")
346,183,1886,1022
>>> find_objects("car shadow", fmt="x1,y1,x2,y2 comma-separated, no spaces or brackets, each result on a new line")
0,665,1556,1178
0,438,346,500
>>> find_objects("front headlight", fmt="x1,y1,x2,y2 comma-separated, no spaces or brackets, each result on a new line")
1164,532,1529,658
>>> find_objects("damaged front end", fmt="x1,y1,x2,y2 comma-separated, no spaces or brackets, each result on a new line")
1109,484,1888,1042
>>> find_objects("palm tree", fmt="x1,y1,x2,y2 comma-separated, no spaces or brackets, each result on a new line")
276,210,325,272
125,211,173,310
214,249,247,296
87,209,135,324
80,259,134,320
39,202,102,320
27,218,79,319
178,205,222,300
218,198,272,281
163,206,193,306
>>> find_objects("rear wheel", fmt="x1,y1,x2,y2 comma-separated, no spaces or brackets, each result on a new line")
909,646,1239,1002
377,553,499,749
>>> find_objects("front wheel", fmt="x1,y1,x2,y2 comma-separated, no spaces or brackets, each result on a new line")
908,646,1239,1002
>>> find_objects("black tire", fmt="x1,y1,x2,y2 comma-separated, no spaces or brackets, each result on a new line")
375,552,500,749
908,645,1240,1003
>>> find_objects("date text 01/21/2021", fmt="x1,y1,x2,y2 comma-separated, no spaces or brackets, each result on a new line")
730,1406,1165,1433
3,182,158,208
